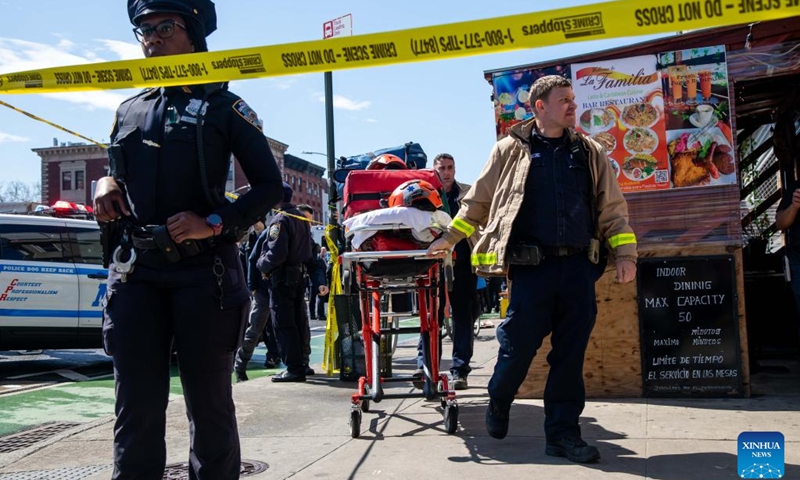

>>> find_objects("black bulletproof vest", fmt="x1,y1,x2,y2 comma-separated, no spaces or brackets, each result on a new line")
510,133,594,248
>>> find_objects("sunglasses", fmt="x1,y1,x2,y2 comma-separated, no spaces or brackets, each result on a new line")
133,19,187,42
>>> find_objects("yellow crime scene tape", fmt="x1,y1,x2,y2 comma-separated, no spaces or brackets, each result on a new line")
1,0,799,94
0,99,106,147
224,192,326,225
322,224,343,376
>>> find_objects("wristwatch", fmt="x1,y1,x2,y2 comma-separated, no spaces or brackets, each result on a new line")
204,213,223,236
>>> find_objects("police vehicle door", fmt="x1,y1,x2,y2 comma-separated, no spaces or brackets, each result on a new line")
0,217,80,345
66,221,106,342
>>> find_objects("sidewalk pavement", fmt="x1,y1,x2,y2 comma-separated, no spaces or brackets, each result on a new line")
1,320,799,479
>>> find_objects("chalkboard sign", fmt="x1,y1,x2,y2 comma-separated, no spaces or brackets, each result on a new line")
638,255,743,397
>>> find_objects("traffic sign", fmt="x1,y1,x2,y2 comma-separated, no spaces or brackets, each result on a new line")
323,14,352,39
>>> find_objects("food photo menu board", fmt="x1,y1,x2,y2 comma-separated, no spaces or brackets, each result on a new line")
491,65,569,140
491,45,735,194
659,46,736,189
571,55,670,193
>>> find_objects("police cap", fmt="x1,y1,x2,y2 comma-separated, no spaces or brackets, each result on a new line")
282,182,294,203
127,0,217,36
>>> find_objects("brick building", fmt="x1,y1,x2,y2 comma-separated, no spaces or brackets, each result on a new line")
282,153,327,224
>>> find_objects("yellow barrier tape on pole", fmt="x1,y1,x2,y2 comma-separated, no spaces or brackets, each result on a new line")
322,224,342,376
1,0,798,94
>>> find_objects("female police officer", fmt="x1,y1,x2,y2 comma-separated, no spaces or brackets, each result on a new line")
93,1,283,478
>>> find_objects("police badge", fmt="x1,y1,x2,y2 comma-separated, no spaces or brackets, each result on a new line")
268,223,281,240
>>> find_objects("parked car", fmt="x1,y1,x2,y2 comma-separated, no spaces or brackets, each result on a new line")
0,213,106,350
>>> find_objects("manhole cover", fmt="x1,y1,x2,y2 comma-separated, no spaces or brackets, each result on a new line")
0,423,81,453
163,460,268,479
0,464,110,479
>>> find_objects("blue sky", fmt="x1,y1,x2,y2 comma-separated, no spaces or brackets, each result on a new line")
0,0,672,190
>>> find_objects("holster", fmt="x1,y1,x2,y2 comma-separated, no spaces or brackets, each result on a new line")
149,225,210,263
588,238,601,265
270,265,305,287
152,225,182,263
100,221,123,269
506,243,543,266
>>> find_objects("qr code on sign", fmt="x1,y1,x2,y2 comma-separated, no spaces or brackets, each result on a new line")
655,169,668,184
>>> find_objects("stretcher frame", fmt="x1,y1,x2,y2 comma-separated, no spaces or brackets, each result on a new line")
340,224,458,437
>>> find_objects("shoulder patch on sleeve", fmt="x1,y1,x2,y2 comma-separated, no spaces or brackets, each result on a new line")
268,223,281,240
232,99,262,131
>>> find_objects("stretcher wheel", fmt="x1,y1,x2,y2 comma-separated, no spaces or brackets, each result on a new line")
349,409,362,438
473,317,481,338
361,385,371,412
443,404,459,434
342,269,351,295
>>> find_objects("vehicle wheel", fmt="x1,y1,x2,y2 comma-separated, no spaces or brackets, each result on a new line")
361,385,371,412
444,404,459,434
349,409,362,438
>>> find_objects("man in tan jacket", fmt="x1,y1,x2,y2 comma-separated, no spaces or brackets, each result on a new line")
427,75,637,464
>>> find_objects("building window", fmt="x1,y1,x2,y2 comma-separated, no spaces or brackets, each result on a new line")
61,169,86,192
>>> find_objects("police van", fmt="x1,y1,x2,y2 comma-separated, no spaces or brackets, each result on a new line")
0,213,107,350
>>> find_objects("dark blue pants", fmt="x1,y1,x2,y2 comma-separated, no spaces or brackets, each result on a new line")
271,283,309,376
786,251,800,343
487,254,598,441
103,246,247,480
449,252,478,376
309,286,326,319
417,249,477,376
235,288,280,371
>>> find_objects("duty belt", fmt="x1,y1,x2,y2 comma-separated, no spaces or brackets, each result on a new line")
542,246,586,257
129,225,216,262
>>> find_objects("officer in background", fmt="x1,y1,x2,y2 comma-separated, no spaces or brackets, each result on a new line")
258,184,328,382
239,216,265,272
93,1,283,478
234,216,281,383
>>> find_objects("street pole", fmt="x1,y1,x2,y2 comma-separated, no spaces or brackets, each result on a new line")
324,71,336,226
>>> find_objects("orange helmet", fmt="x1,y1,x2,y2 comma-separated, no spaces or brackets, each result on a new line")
388,179,443,211
366,154,407,170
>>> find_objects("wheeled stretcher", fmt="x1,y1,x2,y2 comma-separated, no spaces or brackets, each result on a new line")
338,169,459,437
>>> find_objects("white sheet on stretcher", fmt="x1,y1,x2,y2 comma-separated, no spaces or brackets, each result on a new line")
342,206,452,249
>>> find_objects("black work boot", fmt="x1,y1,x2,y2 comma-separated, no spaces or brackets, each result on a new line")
271,370,306,383
485,399,510,439
264,358,279,369
234,369,249,383
545,436,601,463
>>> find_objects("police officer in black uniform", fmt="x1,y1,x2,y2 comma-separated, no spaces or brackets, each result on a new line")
233,220,281,382
93,1,283,478
257,184,327,382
